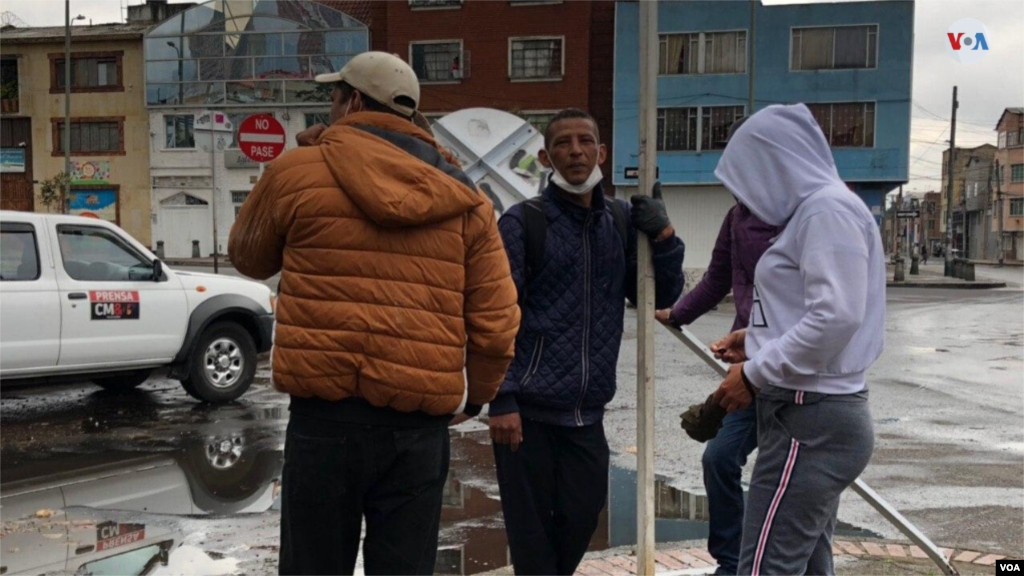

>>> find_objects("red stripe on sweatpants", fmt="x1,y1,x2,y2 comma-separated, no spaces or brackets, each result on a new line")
752,438,800,576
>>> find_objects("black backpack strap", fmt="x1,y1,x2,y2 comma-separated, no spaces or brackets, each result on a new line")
522,196,547,288
607,197,628,253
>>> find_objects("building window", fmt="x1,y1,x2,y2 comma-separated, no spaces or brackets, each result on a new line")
927,220,935,230
1008,130,1022,148
660,31,746,75
658,107,698,151
53,118,124,155
1012,164,1024,183
145,3,368,107
509,37,563,81
51,52,123,92
806,102,875,147
305,112,330,128
410,41,463,83
1,57,18,114
165,115,195,149
1011,198,1024,216
232,190,250,218
408,0,462,9
524,112,557,135
791,25,878,71
702,106,745,150
659,33,700,75
704,31,747,74
657,105,743,152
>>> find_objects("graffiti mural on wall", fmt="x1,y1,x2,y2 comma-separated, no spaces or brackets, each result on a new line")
69,190,117,223
70,161,111,185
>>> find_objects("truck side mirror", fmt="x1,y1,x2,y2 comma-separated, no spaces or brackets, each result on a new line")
152,259,164,282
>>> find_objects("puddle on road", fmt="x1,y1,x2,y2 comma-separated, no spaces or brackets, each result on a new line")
0,389,878,576
437,430,881,575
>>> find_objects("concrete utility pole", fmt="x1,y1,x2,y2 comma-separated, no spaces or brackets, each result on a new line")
747,0,755,116
944,86,958,276
636,1,658,573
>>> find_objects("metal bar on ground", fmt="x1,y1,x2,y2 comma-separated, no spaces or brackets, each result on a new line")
662,325,960,576
636,2,659,574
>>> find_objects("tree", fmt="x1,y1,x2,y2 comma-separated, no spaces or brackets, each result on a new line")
39,171,70,213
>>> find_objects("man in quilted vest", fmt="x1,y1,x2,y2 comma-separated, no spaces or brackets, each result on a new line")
490,109,685,575
229,52,520,575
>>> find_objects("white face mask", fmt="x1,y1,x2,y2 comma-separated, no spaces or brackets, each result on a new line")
550,165,603,196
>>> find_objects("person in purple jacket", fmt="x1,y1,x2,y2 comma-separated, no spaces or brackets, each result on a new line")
656,200,781,575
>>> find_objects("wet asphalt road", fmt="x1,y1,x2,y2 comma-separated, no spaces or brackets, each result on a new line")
1,263,1021,574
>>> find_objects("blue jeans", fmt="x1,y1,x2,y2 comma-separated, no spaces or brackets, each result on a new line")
703,402,758,575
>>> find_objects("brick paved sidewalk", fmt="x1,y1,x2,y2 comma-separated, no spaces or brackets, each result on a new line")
573,540,1009,575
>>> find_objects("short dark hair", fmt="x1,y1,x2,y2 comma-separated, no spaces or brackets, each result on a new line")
543,108,599,149
336,81,411,119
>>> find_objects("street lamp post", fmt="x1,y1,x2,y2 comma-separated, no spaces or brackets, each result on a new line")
63,2,85,214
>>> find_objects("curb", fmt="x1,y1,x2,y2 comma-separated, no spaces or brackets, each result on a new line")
573,541,1009,575
886,281,1007,289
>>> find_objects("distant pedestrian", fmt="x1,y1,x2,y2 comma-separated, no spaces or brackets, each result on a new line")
710,104,885,576
229,52,521,576
490,108,685,575
655,124,782,573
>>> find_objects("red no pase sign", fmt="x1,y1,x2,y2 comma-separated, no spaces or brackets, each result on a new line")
238,114,286,163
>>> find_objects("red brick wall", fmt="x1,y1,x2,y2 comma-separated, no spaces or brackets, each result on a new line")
385,1,593,114
588,1,616,192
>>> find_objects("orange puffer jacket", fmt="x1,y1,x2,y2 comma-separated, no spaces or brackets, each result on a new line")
228,112,520,415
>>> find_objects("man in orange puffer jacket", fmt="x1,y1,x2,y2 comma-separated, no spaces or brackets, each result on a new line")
229,52,520,576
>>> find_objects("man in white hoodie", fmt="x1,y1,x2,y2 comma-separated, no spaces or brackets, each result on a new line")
709,104,885,576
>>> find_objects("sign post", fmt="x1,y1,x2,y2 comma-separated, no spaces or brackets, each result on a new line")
239,114,285,208
196,111,233,274
238,114,286,164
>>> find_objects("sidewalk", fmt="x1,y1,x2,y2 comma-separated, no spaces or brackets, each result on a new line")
560,539,1008,576
886,262,1007,289
968,258,1023,267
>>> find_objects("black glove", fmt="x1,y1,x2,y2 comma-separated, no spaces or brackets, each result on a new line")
630,181,671,240
680,392,728,443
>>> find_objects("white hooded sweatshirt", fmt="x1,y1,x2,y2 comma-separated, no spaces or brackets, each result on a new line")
715,104,885,395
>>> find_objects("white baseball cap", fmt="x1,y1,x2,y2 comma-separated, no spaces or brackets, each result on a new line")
315,52,420,117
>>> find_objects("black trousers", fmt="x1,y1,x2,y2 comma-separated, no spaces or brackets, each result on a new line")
493,418,610,576
279,412,450,576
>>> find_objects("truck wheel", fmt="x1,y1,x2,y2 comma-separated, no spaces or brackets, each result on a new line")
93,370,152,392
185,322,257,403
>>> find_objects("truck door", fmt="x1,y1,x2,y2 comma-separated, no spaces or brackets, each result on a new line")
0,219,61,373
51,223,188,368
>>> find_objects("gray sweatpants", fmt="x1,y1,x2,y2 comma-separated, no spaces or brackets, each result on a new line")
737,384,873,576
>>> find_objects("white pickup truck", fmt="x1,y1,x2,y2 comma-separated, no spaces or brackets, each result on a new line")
0,211,275,403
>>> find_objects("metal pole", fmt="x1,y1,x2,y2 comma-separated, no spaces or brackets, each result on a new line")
747,0,755,116
210,128,219,274
944,86,958,276
897,185,904,259
996,159,1004,266
664,325,960,576
64,0,71,213
636,1,658,573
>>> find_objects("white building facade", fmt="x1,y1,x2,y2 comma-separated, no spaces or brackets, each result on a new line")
144,0,368,258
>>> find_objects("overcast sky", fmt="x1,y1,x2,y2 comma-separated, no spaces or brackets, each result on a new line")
4,0,1023,195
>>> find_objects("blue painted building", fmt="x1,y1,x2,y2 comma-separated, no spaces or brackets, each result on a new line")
613,0,913,269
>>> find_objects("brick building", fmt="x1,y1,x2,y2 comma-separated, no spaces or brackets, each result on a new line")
993,107,1024,261
381,0,616,189
940,143,996,255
